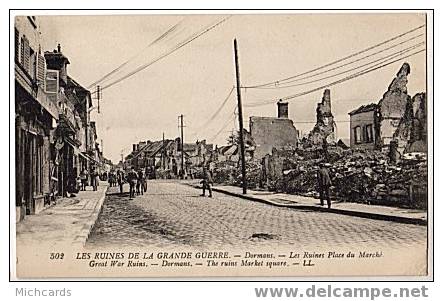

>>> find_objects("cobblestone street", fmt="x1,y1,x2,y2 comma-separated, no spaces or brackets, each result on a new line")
87,180,427,252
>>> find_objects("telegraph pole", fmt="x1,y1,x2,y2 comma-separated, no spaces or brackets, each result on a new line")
179,114,185,179
234,39,247,194
96,85,101,114
162,132,165,169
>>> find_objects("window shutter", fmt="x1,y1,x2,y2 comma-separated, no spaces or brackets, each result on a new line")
37,55,46,88
15,28,19,62
23,36,30,73
45,69,59,102
20,37,25,65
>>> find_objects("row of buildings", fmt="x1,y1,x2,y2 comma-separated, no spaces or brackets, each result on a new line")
121,62,426,179
15,16,108,222
122,138,214,179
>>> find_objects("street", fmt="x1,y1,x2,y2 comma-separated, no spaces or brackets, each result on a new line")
87,180,427,251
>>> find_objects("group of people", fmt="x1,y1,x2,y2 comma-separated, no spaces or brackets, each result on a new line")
110,168,147,199
78,167,100,192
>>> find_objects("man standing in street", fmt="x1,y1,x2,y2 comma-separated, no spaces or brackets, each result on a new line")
117,170,124,194
137,169,145,196
200,168,213,198
317,162,332,208
127,167,138,199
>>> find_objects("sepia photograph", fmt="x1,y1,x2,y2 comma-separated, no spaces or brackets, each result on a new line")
11,10,432,279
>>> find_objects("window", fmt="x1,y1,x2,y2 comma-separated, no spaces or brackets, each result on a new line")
354,126,361,144
29,48,36,80
364,124,374,143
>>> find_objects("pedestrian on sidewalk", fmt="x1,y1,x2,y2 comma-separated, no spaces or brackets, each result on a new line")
91,167,99,191
200,168,213,198
127,167,138,199
80,168,88,191
317,162,332,208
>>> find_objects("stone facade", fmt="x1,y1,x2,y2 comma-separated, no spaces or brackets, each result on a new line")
349,104,378,149
249,104,298,160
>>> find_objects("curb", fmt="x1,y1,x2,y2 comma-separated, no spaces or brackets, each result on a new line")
187,184,427,226
73,185,109,246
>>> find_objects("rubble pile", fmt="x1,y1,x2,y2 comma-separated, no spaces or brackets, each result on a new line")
285,149,427,209
212,161,237,185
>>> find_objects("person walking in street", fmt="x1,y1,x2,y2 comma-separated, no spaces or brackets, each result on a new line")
143,169,148,193
317,162,332,209
117,170,124,194
127,167,138,199
137,169,145,196
80,168,88,191
200,168,213,198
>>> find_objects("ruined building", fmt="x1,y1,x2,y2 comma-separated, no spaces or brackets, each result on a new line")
393,92,427,153
308,89,337,145
376,62,411,151
249,100,298,160
348,62,427,154
349,104,377,149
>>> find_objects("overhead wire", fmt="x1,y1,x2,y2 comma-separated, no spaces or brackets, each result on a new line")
244,48,425,107
245,24,425,88
246,37,425,89
248,41,424,90
195,86,235,132
209,111,237,142
87,19,184,89
91,15,232,95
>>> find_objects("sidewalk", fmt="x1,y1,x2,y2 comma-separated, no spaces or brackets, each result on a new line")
16,182,108,248
186,181,427,225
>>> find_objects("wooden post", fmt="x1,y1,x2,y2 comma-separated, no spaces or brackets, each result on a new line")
234,39,247,194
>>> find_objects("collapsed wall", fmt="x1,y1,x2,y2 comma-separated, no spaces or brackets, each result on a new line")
393,92,427,153
376,63,411,151
308,89,337,145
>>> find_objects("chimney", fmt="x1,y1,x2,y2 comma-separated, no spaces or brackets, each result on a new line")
133,144,137,152
44,44,70,86
277,99,289,118
322,89,331,109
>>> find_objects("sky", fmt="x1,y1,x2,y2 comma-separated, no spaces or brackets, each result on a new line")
36,13,427,163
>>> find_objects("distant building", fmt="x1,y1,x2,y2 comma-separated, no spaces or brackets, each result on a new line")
348,103,377,149
249,100,298,160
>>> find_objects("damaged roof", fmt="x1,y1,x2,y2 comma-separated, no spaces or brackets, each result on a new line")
348,103,378,115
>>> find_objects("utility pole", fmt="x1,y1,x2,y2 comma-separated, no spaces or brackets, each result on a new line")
234,39,247,194
162,132,165,169
96,85,101,114
178,114,185,179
